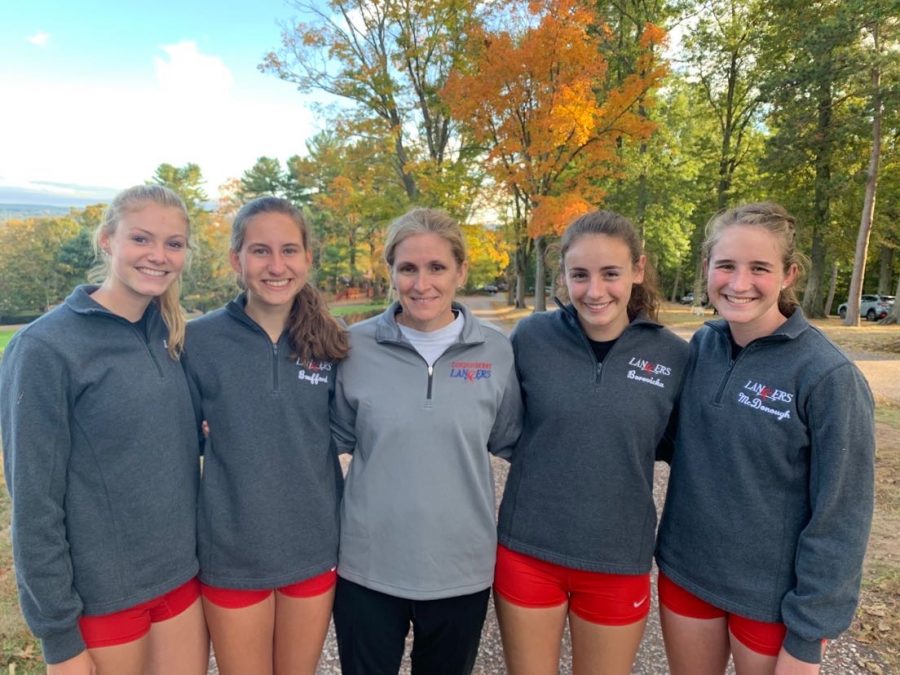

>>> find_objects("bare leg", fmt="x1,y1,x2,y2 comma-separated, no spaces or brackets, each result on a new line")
89,636,149,675
273,587,335,675
569,612,647,675
146,598,209,675
660,605,731,675
729,633,777,675
494,593,568,675
203,595,275,675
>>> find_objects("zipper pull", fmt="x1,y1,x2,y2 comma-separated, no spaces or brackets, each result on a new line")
428,365,433,377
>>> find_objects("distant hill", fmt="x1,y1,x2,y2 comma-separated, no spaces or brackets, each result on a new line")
0,203,74,220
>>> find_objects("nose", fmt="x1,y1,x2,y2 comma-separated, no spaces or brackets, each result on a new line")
147,241,167,263
586,274,605,298
731,266,752,291
267,252,286,274
413,270,429,290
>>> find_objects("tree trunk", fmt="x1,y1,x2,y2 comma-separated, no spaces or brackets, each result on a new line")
515,241,527,309
671,267,682,303
845,35,882,327
534,236,546,312
877,246,894,295
802,80,835,318
824,261,838,317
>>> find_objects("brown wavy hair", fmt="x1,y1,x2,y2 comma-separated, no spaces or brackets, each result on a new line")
558,210,662,322
231,197,348,363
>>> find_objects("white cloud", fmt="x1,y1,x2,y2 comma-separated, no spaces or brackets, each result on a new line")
0,42,319,200
155,41,234,98
27,31,50,47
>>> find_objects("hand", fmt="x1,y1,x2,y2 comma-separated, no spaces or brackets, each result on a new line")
774,647,821,675
46,650,97,675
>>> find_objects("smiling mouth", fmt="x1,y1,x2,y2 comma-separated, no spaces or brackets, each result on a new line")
137,267,167,277
723,295,756,304
583,300,611,311
262,279,292,288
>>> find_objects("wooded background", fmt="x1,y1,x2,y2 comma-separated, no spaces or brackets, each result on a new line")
1,0,897,323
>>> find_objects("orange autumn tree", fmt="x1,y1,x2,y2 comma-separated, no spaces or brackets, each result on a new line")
443,0,667,309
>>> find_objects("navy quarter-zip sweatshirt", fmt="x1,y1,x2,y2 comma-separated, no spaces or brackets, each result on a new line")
656,310,875,664
331,302,522,599
0,286,199,664
182,293,341,588
498,305,689,573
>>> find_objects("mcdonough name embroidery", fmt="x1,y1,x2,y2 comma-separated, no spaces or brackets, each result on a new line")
296,358,332,385
737,380,794,421
625,356,672,388
449,360,492,382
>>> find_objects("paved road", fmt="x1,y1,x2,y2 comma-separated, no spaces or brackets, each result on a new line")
209,297,895,673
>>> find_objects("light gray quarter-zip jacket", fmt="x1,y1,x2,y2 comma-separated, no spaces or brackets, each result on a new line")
331,302,522,600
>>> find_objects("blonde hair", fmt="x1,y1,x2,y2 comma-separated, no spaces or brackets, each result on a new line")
559,210,661,322
93,185,190,358
231,196,348,363
703,202,807,316
384,208,467,268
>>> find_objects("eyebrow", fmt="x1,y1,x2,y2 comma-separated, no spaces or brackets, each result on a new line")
568,265,623,272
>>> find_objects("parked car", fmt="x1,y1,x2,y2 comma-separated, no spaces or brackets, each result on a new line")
837,294,895,321
678,291,708,305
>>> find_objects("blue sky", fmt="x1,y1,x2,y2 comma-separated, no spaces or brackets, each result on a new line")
0,0,326,202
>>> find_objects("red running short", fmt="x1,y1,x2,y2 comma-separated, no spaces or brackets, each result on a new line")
493,545,650,626
658,571,787,656
200,568,337,609
78,578,200,648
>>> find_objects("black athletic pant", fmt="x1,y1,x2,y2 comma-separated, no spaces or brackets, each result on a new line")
333,576,490,675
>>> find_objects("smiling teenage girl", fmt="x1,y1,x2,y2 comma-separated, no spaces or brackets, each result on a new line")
655,203,875,675
331,208,522,675
1,185,207,675
182,197,348,675
494,210,689,674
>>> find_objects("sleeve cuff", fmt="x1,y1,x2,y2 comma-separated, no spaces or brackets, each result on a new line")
783,630,823,664
41,626,86,665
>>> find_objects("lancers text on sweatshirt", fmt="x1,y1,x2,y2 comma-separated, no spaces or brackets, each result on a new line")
182,293,341,589
331,302,523,600
0,286,199,664
656,310,875,664
499,306,688,573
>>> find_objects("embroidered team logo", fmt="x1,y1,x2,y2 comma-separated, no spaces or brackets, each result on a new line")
449,360,492,382
737,380,794,421
626,356,672,389
296,358,332,385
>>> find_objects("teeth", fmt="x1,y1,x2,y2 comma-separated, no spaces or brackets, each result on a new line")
138,268,166,277
725,295,754,304
264,279,290,287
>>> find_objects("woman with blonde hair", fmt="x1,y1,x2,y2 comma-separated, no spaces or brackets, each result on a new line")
1,185,207,675
331,207,522,675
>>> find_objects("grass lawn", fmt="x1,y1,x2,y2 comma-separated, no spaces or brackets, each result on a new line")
0,329,17,356
329,301,388,318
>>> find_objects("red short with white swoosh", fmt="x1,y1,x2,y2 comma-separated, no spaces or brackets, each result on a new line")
494,545,650,625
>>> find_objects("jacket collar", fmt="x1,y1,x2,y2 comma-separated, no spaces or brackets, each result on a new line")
65,284,160,324
553,296,663,334
374,300,485,346
706,306,810,343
